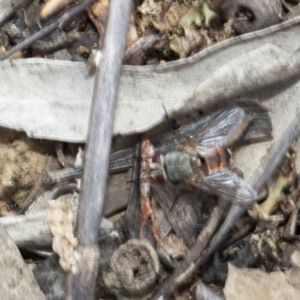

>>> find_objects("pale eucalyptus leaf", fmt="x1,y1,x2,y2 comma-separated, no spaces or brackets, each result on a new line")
1,17,300,180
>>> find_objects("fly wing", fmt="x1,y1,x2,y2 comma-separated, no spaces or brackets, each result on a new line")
185,169,257,204
192,106,249,148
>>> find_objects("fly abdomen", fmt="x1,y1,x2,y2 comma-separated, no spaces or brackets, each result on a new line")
204,146,230,173
218,146,231,168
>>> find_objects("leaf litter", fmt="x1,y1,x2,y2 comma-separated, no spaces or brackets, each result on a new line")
1,0,300,299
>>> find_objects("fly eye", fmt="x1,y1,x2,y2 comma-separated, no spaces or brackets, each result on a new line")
151,153,163,164
190,155,201,168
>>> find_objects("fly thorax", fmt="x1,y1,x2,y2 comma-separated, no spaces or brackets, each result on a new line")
150,154,167,183
164,152,195,182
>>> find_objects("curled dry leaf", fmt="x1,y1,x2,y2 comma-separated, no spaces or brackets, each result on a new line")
1,18,300,142
87,0,109,43
88,0,138,47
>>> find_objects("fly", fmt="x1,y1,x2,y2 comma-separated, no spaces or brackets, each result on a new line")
148,103,272,204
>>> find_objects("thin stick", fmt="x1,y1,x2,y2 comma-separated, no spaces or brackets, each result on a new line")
123,34,161,63
125,138,142,239
0,0,96,60
67,0,132,299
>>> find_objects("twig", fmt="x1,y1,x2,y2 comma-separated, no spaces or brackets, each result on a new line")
45,167,83,184
125,138,141,239
152,112,300,299
67,0,132,299
123,34,162,63
0,0,96,60
19,157,54,214
0,203,115,250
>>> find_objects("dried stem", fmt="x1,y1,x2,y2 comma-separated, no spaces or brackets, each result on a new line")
0,0,96,60
67,0,132,299
123,34,161,63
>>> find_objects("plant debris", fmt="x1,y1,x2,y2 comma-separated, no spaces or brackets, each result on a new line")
0,0,300,299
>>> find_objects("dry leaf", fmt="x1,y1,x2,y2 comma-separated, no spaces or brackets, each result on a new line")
224,264,300,300
1,19,300,184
